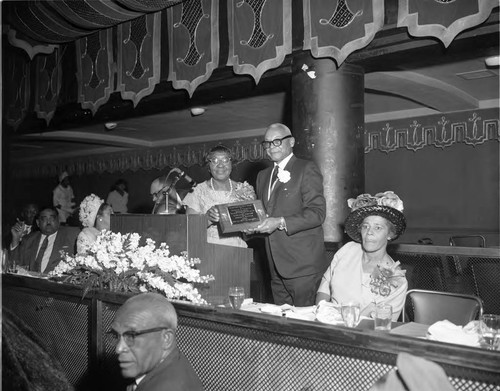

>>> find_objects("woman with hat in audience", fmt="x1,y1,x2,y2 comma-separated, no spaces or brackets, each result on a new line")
316,191,408,320
77,194,113,253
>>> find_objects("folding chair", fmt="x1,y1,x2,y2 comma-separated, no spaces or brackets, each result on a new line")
402,289,483,325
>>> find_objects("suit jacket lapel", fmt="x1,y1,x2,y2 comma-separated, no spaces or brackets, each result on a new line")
28,232,42,271
45,231,61,274
262,167,273,209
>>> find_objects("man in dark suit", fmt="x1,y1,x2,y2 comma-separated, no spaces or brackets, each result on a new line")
9,206,79,274
110,293,203,391
254,123,329,306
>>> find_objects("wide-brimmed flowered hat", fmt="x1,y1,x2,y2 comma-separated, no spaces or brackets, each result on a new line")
344,191,406,243
79,194,104,228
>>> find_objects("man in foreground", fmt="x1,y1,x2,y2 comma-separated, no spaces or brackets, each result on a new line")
110,293,203,391
253,123,329,306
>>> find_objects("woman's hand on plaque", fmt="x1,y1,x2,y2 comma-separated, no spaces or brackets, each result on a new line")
206,207,220,224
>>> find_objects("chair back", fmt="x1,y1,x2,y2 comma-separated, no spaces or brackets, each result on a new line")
402,289,483,325
448,235,486,275
449,235,486,247
471,262,500,315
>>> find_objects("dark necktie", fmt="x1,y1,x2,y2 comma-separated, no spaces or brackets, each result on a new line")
268,166,279,199
271,165,279,185
34,236,49,272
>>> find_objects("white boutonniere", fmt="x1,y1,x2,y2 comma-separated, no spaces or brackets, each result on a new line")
277,169,291,183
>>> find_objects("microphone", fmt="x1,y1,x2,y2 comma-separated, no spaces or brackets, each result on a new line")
170,167,197,187
176,169,197,187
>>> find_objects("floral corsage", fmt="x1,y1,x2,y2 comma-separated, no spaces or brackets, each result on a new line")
369,260,406,297
277,169,291,183
233,181,256,201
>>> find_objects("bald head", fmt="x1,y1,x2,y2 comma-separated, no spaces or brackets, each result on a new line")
116,293,178,331
111,293,178,379
266,123,292,137
150,176,167,196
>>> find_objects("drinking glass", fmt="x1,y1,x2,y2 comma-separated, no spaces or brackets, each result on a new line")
228,286,245,310
480,314,500,350
341,302,360,328
374,303,393,331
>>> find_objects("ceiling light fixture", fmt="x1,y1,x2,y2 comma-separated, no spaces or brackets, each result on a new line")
485,55,500,67
104,122,118,130
190,107,205,116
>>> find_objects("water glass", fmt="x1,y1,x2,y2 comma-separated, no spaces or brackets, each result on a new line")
228,286,245,310
480,314,500,350
341,302,360,328
374,303,393,331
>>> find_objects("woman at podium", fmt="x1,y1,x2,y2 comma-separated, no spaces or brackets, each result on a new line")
183,145,255,248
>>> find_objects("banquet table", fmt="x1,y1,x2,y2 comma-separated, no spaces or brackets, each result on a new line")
3,274,500,391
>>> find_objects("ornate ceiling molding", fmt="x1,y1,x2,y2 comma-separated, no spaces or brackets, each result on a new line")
11,136,267,179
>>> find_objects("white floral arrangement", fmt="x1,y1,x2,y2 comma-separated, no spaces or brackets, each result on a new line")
49,231,214,305
370,260,406,298
347,191,404,212
233,181,256,201
79,194,104,227
277,169,291,183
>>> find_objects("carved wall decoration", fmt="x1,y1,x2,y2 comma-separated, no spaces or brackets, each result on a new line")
12,137,266,179
34,48,62,125
365,109,500,153
76,30,114,115
227,0,292,84
117,13,162,106
303,0,384,67
167,0,219,97
398,0,498,47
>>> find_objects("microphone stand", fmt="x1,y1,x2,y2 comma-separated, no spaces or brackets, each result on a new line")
162,175,181,214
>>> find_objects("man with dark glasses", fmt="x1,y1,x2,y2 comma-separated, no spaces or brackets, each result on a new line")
252,123,328,307
110,293,203,391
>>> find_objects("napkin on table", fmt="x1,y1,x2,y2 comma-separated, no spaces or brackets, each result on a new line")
427,320,480,346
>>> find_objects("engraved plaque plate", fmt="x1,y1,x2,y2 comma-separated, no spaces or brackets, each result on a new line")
216,200,266,233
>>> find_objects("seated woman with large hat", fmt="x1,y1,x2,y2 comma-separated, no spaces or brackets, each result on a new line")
316,191,408,320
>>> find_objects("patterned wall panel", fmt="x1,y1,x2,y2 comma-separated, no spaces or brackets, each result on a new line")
365,109,500,154
76,30,115,115
303,0,384,67
167,0,219,97
117,13,162,106
226,0,292,84
398,0,499,47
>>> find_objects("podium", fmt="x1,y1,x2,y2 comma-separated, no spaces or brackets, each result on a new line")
111,214,252,305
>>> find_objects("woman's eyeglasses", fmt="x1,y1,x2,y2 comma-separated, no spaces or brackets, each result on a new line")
208,157,231,165
261,135,292,150
107,327,169,347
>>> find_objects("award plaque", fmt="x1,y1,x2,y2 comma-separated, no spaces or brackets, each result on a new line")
216,200,266,233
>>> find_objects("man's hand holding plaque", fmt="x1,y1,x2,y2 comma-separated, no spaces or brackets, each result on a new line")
211,180,263,233
216,200,266,233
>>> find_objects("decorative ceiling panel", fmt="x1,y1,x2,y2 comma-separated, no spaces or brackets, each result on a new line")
3,0,185,44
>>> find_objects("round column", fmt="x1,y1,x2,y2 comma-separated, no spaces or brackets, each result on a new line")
291,52,365,243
